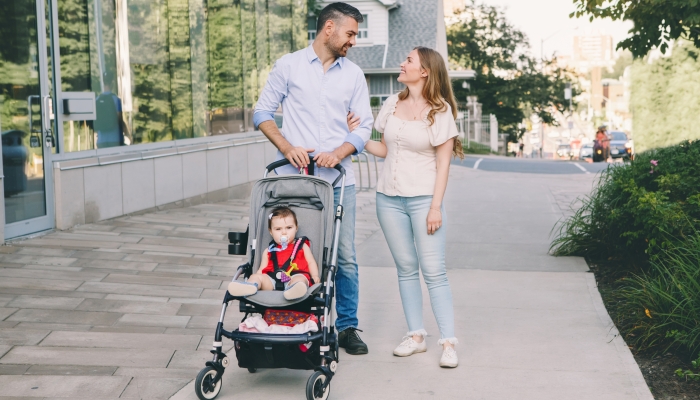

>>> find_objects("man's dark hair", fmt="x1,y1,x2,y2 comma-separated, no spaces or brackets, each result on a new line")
316,2,363,34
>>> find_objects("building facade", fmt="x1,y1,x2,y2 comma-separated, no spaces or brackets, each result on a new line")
0,0,307,240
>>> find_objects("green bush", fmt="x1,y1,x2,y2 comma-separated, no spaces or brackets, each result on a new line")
614,235,700,358
551,140,700,267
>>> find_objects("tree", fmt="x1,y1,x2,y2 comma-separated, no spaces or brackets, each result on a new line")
447,1,579,141
571,0,700,57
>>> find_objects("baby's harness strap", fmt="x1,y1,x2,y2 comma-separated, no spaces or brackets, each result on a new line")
268,237,308,291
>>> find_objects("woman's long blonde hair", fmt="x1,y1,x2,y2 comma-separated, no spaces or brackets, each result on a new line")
398,47,464,159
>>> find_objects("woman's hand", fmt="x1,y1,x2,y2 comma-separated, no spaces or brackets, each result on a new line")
347,111,360,132
427,207,442,235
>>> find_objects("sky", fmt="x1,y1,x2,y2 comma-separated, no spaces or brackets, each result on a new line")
482,0,634,59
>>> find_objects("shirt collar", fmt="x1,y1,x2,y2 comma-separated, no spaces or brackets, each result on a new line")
306,45,344,69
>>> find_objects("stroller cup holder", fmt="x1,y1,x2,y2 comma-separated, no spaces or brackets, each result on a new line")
227,227,248,256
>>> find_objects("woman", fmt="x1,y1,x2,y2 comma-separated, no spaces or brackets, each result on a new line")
349,46,463,367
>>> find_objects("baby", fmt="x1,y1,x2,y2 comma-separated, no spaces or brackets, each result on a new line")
228,207,319,300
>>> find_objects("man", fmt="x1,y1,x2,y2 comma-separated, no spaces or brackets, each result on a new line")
253,2,373,355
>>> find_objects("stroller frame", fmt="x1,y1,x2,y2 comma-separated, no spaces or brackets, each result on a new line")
194,159,347,400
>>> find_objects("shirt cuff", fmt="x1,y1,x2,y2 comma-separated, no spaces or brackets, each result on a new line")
345,132,365,155
253,111,275,129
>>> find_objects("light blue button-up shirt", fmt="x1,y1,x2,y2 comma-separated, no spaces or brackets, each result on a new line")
253,45,374,187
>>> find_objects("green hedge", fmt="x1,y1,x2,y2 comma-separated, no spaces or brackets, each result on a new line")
551,139,700,266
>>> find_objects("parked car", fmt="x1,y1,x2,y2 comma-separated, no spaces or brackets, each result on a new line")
608,131,633,160
579,142,593,161
556,144,573,159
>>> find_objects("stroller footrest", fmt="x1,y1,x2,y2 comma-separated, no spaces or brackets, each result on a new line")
224,330,323,344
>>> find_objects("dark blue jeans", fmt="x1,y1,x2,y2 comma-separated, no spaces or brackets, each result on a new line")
333,185,359,332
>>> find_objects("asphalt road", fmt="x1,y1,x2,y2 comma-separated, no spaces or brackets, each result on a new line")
453,156,615,175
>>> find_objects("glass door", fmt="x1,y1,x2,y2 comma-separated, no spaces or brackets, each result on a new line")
0,0,55,239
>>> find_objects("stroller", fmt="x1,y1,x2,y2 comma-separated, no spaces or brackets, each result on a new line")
194,159,346,400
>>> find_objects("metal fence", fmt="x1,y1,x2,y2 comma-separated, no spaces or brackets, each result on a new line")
370,106,498,153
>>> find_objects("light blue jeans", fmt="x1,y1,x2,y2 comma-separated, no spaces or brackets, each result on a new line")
376,193,457,344
334,185,359,332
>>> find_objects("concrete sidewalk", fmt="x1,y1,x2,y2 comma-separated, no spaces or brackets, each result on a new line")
0,163,652,399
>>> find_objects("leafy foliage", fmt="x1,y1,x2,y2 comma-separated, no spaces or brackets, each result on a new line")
613,235,700,361
447,1,579,140
571,0,700,57
551,140,700,264
630,42,700,152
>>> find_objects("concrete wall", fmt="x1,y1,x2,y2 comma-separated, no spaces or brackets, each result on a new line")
52,133,277,230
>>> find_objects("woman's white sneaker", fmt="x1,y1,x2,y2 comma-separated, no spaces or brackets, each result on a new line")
439,346,458,368
393,336,427,357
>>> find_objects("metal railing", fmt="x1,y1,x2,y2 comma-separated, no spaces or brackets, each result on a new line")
351,151,378,191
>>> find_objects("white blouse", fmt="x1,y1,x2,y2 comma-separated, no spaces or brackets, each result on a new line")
374,94,459,197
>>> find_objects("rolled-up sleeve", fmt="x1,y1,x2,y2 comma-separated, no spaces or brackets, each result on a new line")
345,70,374,154
253,59,289,129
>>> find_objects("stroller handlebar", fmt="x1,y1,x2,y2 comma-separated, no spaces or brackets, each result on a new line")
264,159,346,187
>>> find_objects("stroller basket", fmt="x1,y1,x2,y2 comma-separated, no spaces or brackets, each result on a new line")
194,159,346,400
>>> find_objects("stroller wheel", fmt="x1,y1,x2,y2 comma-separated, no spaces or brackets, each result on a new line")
194,366,222,400
247,367,257,373
306,371,330,400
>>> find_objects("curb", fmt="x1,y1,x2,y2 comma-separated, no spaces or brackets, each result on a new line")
585,272,654,400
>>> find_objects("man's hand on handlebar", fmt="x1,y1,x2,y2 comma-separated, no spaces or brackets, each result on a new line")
283,146,315,168
314,151,342,168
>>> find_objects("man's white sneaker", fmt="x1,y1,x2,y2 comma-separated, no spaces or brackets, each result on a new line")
439,346,458,368
393,336,427,357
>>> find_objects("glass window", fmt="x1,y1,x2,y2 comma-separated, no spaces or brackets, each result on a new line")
55,0,306,153
308,17,317,41
358,14,368,39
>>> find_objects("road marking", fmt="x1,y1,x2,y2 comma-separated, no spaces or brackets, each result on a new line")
474,158,483,170
570,162,591,174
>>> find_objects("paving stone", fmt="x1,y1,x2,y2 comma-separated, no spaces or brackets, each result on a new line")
0,346,175,367
119,244,219,256
153,264,211,275
35,290,105,299
0,364,30,375
20,238,122,249
0,277,81,292
70,259,158,272
102,274,221,289
123,254,203,266
71,251,127,260
7,309,121,326
166,350,217,369
0,308,18,320
0,295,14,307
75,299,181,315
111,227,164,235
119,377,191,400
25,365,118,376
0,254,77,267
14,323,91,331
199,289,227,299
159,231,225,241
6,295,84,310
90,326,166,334
22,264,83,272
49,232,142,243
16,248,76,257
0,329,50,345
177,304,221,318
0,375,130,397
0,268,107,282
104,294,169,303
139,237,226,251
164,328,212,336
41,331,200,350
0,288,42,296
185,315,239,329
0,246,19,254
0,262,25,269
116,314,191,328
73,224,116,232
77,282,202,298
0,322,19,328
168,298,220,305
0,345,11,358
115,367,199,379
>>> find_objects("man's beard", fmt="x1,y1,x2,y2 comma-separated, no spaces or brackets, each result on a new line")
326,39,348,58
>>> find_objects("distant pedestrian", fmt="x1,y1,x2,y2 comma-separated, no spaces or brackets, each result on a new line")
518,142,524,158
350,47,462,368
